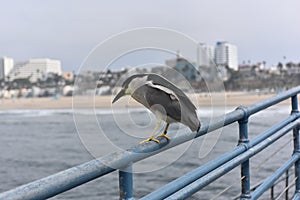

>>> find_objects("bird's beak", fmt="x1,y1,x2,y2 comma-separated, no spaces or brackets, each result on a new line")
112,89,126,103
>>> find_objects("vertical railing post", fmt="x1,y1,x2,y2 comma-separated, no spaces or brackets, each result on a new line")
271,185,274,199
291,95,300,196
119,163,134,200
285,170,289,200
293,124,300,195
291,95,299,115
237,106,251,199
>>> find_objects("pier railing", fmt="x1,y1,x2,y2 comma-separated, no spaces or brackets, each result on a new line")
0,86,300,200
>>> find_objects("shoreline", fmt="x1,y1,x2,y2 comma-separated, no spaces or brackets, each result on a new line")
0,92,295,110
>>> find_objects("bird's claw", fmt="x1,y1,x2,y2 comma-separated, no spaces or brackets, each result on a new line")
139,134,171,144
140,136,160,144
156,133,171,141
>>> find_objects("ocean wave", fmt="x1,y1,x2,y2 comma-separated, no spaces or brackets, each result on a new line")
0,104,290,118
0,109,74,117
0,107,149,117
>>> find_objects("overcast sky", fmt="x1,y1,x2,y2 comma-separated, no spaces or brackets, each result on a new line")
0,0,299,71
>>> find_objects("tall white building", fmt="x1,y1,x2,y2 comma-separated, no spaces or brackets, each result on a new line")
214,41,238,71
197,43,215,67
9,58,62,82
0,56,14,81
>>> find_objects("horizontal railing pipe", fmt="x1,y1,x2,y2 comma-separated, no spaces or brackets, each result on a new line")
141,114,299,200
0,159,115,200
165,120,299,199
251,154,300,199
249,113,300,147
246,86,300,116
141,145,246,200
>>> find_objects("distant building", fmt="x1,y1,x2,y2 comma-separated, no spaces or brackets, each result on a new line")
214,41,238,71
0,56,14,81
9,58,62,82
197,43,214,67
238,64,252,73
165,53,200,82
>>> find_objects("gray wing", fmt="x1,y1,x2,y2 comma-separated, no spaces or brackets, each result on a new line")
141,85,182,122
137,84,200,131
148,74,200,131
147,74,197,112
131,74,200,131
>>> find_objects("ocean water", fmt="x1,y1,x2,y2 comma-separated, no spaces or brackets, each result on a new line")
0,104,296,199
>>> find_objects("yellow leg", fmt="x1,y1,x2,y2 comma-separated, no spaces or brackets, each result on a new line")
139,136,160,144
140,120,162,144
156,123,171,141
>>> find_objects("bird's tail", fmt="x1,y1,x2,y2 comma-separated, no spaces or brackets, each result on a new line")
197,122,201,132
185,114,200,132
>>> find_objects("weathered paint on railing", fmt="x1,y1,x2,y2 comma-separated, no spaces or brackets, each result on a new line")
0,85,300,200
141,115,299,200
164,120,300,200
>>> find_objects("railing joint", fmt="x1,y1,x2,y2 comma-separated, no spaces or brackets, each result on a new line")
292,110,299,115
240,194,251,199
238,141,250,150
236,106,250,121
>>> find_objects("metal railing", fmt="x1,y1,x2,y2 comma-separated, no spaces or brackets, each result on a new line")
0,86,300,200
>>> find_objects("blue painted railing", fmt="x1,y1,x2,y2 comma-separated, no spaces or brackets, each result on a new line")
0,86,300,200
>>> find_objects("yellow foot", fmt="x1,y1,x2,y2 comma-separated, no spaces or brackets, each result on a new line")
139,136,160,144
156,133,171,141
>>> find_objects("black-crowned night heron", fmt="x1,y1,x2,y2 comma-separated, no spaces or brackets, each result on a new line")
112,73,200,143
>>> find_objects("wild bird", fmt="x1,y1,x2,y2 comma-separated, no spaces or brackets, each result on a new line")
112,73,201,143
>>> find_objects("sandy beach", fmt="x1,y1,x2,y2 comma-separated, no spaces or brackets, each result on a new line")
0,92,296,110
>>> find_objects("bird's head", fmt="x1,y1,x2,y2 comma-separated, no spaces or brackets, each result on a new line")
112,74,148,103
